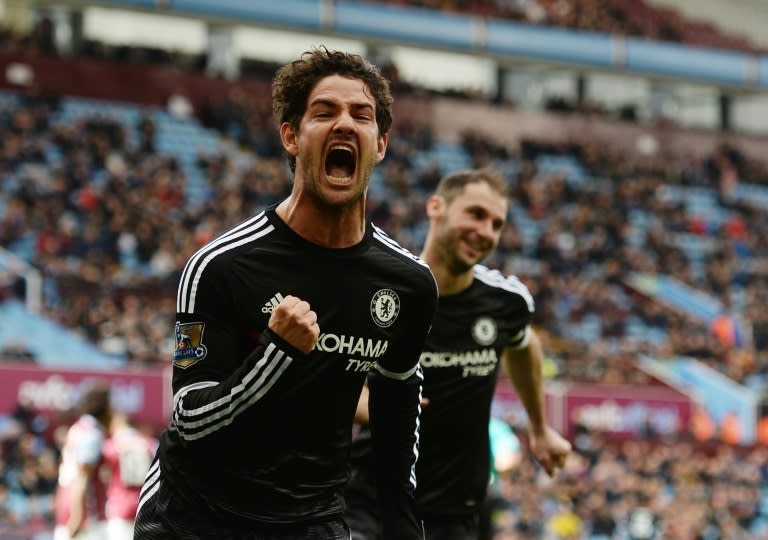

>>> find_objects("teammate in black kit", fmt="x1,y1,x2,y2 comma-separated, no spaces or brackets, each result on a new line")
134,48,437,540
345,168,572,540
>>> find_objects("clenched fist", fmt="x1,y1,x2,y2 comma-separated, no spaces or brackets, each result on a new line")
268,295,320,354
529,425,572,477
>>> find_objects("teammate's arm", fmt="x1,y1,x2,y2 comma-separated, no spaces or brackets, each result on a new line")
502,327,546,434
502,327,571,476
354,384,370,425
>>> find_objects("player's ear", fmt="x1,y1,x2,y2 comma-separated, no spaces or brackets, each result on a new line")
280,122,299,158
426,195,445,219
375,132,388,164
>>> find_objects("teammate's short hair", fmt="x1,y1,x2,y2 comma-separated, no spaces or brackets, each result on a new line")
271,47,393,172
436,168,509,204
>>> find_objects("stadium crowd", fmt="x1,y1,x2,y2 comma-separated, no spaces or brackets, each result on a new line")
489,421,768,539
1,398,768,539
3,84,768,394
2,80,768,537
1,7,768,539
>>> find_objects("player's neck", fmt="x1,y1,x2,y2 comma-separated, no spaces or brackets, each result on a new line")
421,251,473,297
276,196,366,248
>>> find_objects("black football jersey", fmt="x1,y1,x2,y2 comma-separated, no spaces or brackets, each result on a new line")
154,205,437,529
350,265,533,517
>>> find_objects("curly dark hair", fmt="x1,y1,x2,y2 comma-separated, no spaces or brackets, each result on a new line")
272,47,393,172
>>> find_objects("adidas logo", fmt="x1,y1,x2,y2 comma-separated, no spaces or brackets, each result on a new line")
261,292,285,314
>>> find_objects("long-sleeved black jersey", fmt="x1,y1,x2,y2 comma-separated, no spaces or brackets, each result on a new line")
152,205,437,535
348,265,533,518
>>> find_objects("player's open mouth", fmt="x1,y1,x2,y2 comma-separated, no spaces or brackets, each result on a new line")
325,145,356,184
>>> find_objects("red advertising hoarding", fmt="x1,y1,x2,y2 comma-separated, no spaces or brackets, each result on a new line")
0,363,695,439
0,362,171,427
493,379,694,439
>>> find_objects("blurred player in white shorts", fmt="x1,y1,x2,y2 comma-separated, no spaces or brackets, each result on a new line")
53,384,111,540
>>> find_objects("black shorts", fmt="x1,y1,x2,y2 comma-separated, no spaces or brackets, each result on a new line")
345,500,478,540
135,460,350,540
422,513,480,540
344,470,479,540
343,472,382,540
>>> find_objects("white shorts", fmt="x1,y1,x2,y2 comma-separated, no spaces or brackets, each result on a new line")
53,522,106,540
106,518,135,540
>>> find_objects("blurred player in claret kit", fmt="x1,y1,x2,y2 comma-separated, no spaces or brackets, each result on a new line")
54,383,112,540
101,412,157,540
134,47,438,539
346,168,571,540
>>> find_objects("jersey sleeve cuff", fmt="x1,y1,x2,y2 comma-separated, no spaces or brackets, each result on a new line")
260,328,311,361
372,361,420,381
506,326,531,350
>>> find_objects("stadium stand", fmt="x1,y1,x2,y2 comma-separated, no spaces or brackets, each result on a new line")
375,0,765,53
1,1,768,538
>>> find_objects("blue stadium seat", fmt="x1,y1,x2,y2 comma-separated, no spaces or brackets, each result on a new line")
735,183,768,209
536,154,589,185
0,300,126,367
0,89,19,106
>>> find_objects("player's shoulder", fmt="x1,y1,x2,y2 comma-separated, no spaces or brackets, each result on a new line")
70,415,106,445
472,265,534,308
186,212,276,271
370,224,436,285
176,212,277,313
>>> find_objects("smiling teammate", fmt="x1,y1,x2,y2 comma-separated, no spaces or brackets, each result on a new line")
134,48,437,540
345,169,571,539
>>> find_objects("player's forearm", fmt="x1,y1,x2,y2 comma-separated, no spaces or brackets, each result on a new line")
354,384,370,425
170,329,303,444
67,472,88,536
367,367,424,540
503,331,547,434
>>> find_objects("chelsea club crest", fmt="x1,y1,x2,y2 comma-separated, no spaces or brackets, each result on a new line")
370,289,401,328
471,317,497,346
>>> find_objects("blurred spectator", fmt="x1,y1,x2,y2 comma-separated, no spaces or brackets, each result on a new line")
166,88,193,120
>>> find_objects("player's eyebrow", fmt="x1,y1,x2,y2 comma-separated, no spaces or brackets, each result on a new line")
309,98,375,113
